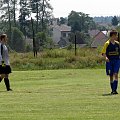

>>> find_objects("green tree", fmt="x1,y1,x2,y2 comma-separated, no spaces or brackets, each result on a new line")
19,0,31,37
68,11,81,32
35,32,47,51
59,17,67,25
30,0,53,32
11,27,25,52
68,31,90,45
112,16,119,26
68,10,96,32
11,0,18,26
0,0,12,42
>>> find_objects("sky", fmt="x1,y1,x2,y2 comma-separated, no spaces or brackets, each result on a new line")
50,0,120,18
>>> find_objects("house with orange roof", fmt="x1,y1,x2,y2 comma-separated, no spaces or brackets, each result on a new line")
91,31,108,48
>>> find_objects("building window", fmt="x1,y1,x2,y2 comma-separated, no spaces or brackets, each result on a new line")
62,33,66,37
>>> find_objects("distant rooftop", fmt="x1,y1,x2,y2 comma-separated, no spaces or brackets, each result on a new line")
54,24,71,32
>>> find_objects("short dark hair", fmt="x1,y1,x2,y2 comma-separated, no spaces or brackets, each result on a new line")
110,30,118,37
0,34,7,40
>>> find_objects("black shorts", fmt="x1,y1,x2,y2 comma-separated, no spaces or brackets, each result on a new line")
0,65,12,74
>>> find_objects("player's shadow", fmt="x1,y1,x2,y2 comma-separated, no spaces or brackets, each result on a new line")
102,93,115,96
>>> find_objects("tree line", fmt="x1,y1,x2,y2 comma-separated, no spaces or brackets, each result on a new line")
0,0,53,54
0,0,119,53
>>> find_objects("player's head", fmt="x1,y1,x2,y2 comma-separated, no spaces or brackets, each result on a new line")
110,30,118,37
0,34,8,43
109,30,118,41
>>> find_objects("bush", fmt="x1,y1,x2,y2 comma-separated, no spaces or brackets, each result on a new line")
67,44,73,50
9,48,105,70
25,44,32,52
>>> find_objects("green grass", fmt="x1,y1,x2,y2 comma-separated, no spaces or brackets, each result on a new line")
0,69,120,120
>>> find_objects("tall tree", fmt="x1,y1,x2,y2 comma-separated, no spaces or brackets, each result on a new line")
0,0,18,25
30,0,39,32
112,16,119,26
30,0,53,32
0,0,12,43
11,0,18,26
68,11,81,32
59,17,67,25
68,10,96,32
19,0,31,37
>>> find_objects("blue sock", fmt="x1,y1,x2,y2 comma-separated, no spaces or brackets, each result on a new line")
113,80,118,92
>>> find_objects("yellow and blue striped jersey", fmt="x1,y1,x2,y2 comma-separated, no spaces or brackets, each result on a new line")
101,40,120,60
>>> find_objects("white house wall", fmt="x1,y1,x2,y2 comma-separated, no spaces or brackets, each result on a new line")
52,28,61,44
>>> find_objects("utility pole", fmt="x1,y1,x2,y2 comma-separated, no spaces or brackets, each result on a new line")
31,17,37,57
75,33,77,56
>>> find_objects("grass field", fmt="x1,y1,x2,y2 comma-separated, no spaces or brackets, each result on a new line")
0,69,120,120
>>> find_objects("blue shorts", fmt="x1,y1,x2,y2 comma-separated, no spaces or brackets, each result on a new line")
106,59,120,76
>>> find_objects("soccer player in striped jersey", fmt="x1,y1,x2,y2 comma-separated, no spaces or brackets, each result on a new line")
101,30,120,95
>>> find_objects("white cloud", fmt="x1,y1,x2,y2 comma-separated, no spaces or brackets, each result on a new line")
50,0,120,17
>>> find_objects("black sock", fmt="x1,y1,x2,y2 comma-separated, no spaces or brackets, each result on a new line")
4,78,11,91
110,82,114,92
0,77,2,82
113,80,118,92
